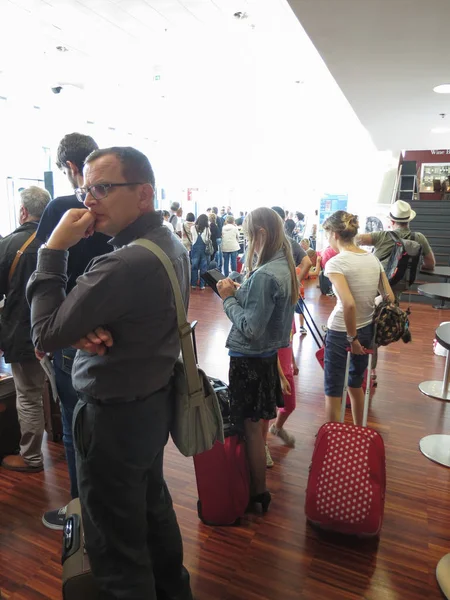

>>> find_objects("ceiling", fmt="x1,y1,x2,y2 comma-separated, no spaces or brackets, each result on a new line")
288,0,450,151
0,0,383,195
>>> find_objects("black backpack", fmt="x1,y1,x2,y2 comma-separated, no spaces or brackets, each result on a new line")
383,231,423,287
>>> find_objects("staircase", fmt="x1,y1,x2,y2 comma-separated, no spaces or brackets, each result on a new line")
407,200,450,304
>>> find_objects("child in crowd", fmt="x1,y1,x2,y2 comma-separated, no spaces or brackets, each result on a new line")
268,323,298,457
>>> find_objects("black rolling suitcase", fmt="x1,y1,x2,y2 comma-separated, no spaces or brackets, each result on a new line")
0,372,20,458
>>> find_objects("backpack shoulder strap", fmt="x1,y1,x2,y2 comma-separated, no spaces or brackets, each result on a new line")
8,231,37,286
130,238,202,399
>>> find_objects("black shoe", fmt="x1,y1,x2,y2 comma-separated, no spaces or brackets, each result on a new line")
42,505,67,530
250,491,271,514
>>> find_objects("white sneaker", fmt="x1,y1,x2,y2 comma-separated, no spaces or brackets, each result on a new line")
265,444,274,468
269,424,296,447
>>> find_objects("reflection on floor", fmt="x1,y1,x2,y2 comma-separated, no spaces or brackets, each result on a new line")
0,281,449,599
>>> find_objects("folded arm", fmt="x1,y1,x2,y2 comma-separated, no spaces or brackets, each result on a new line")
27,249,131,353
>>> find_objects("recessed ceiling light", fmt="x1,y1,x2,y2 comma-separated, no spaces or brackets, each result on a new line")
431,127,450,134
433,84,450,94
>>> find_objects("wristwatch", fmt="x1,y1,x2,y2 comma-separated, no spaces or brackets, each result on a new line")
346,334,358,343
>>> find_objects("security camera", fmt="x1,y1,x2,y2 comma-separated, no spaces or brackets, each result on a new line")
51,86,63,94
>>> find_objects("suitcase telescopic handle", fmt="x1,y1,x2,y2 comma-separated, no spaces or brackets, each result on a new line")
341,349,374,427
61,514,81,565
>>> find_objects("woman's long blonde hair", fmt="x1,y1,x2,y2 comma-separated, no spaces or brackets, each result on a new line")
244,207,299,305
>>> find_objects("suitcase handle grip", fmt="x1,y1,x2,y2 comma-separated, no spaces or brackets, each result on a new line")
61,514,81,565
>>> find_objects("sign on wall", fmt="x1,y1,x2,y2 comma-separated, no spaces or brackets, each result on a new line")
319,193,348,226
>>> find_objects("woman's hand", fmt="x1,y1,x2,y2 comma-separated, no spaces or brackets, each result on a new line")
292,361,299,376
350,339,367,355
217,278,237,300
280,376,291,395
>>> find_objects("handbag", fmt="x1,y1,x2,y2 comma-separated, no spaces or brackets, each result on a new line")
373,266,411,346
204,228,214,256
131,238,224,457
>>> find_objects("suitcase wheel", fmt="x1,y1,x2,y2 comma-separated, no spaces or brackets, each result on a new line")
197,500,241,527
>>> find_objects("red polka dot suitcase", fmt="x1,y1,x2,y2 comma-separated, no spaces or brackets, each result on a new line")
305,352,386,537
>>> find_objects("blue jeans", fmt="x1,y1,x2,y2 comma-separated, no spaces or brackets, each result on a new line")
324,324,373,397
53,347,78,499
215,238,223,269
191,240,208,288
223,251,238,277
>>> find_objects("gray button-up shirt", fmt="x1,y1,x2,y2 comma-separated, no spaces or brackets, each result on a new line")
27,212,190,402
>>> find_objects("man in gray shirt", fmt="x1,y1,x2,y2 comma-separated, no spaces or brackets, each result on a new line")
27,147,193,600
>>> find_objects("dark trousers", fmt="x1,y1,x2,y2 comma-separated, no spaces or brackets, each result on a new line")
53,347,79,499
73,384,193,600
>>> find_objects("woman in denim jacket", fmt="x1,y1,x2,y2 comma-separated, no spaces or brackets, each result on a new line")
217,207,298,514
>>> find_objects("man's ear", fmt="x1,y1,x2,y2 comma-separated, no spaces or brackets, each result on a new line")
139,183,154,211
66,160,79,178
19,205,28,224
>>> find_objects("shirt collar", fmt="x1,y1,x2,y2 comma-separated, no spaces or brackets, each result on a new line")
109,212,163,248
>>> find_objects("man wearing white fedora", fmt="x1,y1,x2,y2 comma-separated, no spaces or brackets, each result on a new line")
357,199,435,271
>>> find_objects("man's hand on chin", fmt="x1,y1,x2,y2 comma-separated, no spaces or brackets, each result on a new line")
46,208,96,251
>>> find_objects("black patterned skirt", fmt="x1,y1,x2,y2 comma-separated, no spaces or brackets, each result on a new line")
228,354,283,429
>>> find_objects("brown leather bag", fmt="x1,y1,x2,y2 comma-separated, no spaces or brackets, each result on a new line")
62,498,98,599
8,231,37,286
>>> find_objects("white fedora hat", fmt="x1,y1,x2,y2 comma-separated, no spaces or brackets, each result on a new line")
389,200,416,223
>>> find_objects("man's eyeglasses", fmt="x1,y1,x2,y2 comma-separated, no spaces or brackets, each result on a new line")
75,182,144,203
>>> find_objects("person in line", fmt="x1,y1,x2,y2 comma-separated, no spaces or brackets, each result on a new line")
268,324,299,455
27,146,193,600
191,214,210,290
299,239,318,277
281,215,312,335
162,209,175,232
182,212,196,253
275,212,311,279
212,206,223,269
169,201,181,231
217,207,298,514
314,245,338,296
356,199,435,287
36,132,111,529
0,186,51,472
322,211,394,425
221,215,240,277
174,206,184,238
208,212,220,259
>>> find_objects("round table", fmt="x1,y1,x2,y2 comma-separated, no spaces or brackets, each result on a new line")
421,266,450,282
419,323,450,467
418,322,450,401
418,282,450,310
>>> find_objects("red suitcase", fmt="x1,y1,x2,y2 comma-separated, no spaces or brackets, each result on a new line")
305,351,386,537
194,435,249,526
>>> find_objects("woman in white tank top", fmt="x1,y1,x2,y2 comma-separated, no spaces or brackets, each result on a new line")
322,211,394,425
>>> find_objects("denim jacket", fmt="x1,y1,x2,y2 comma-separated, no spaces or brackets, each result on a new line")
223,249,295,355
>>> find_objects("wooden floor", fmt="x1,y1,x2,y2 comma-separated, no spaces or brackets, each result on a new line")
1,282,450,599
